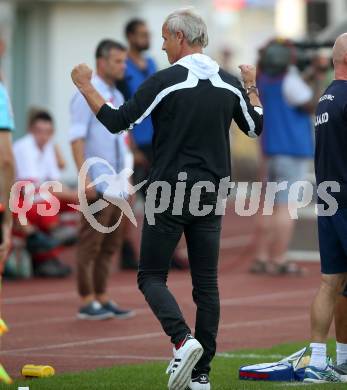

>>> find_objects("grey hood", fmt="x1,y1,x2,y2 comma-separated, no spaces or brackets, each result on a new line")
175,53,219,80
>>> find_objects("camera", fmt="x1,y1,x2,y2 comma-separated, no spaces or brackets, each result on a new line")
258,38,334,77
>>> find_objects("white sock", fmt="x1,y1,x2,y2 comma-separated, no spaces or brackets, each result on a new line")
310,342,327,369
336,342,347,365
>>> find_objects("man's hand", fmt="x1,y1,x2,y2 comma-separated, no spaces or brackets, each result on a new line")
239,64,257,87
239,64,262,109
71,64,106,115
71,63,93,90
0,221,12,272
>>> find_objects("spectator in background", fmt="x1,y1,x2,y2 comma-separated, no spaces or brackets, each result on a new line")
219,46,237,76
250,40,314,275
304,49,333,105
0,37,15,269
70,39,134,320
13,110,75,277
116,18,157,270
120,18,189,270
122,18,156,171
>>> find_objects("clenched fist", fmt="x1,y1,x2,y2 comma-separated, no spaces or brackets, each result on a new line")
239,64,257,87
71,63,93,90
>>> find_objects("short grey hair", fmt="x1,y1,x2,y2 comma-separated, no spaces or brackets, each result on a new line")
164,8,208,48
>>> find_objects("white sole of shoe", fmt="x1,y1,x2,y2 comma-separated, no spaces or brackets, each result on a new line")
191,383,211,390
168,341,203,390
76,313,114,320
187,383,210,390
303,378,337,384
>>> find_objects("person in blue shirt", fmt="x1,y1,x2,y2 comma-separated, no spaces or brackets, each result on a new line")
121,18,157,189
251,41,314,276
116,19,157,269
0,38,15,268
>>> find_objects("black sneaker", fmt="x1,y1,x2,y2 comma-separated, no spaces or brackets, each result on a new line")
77,301,114,320
187,373,210,390
33,258,71,278
102,301,135,319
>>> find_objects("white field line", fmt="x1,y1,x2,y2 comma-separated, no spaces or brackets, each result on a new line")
3,352,286,361
178,233,320,264
219,314,308,331
3,290,77,304
2,280,186,305
0,331,164,355
220,289,316,306
6,288,314,330
287,251,320,262
1,314,309,355
2,242,319,307
3,352,169,361
7,307,150,329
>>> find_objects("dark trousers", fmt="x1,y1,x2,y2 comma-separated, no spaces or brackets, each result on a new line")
137,193,221,374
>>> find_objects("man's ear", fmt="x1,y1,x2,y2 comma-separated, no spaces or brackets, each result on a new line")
176,31,184,45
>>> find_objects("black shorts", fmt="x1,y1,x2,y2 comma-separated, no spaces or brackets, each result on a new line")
318,208,347,274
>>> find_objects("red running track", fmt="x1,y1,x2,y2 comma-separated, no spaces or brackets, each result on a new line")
0,208,323,378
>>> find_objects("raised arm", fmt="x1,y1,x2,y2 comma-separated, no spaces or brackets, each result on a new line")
71,63,162,134
234,65,263,138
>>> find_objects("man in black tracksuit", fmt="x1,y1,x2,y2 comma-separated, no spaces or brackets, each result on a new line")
71,8,262,390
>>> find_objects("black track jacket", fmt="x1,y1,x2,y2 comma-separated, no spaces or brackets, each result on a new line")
97,54,263,187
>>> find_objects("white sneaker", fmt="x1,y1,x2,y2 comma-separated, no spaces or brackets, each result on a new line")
166,334,203,390
335,363,347,382
304,365,343,383
187,373,210,389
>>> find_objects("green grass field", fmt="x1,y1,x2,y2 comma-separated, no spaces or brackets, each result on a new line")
3,340,344,389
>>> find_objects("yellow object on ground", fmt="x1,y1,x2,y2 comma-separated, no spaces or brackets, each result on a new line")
0,364,13,384
22,364,55,378
0,318,9,335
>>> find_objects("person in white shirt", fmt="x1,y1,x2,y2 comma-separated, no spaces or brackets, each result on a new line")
70,39,134,320
13,110,77,277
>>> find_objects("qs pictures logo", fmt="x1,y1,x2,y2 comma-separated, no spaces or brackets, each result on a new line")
71,157,147,233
